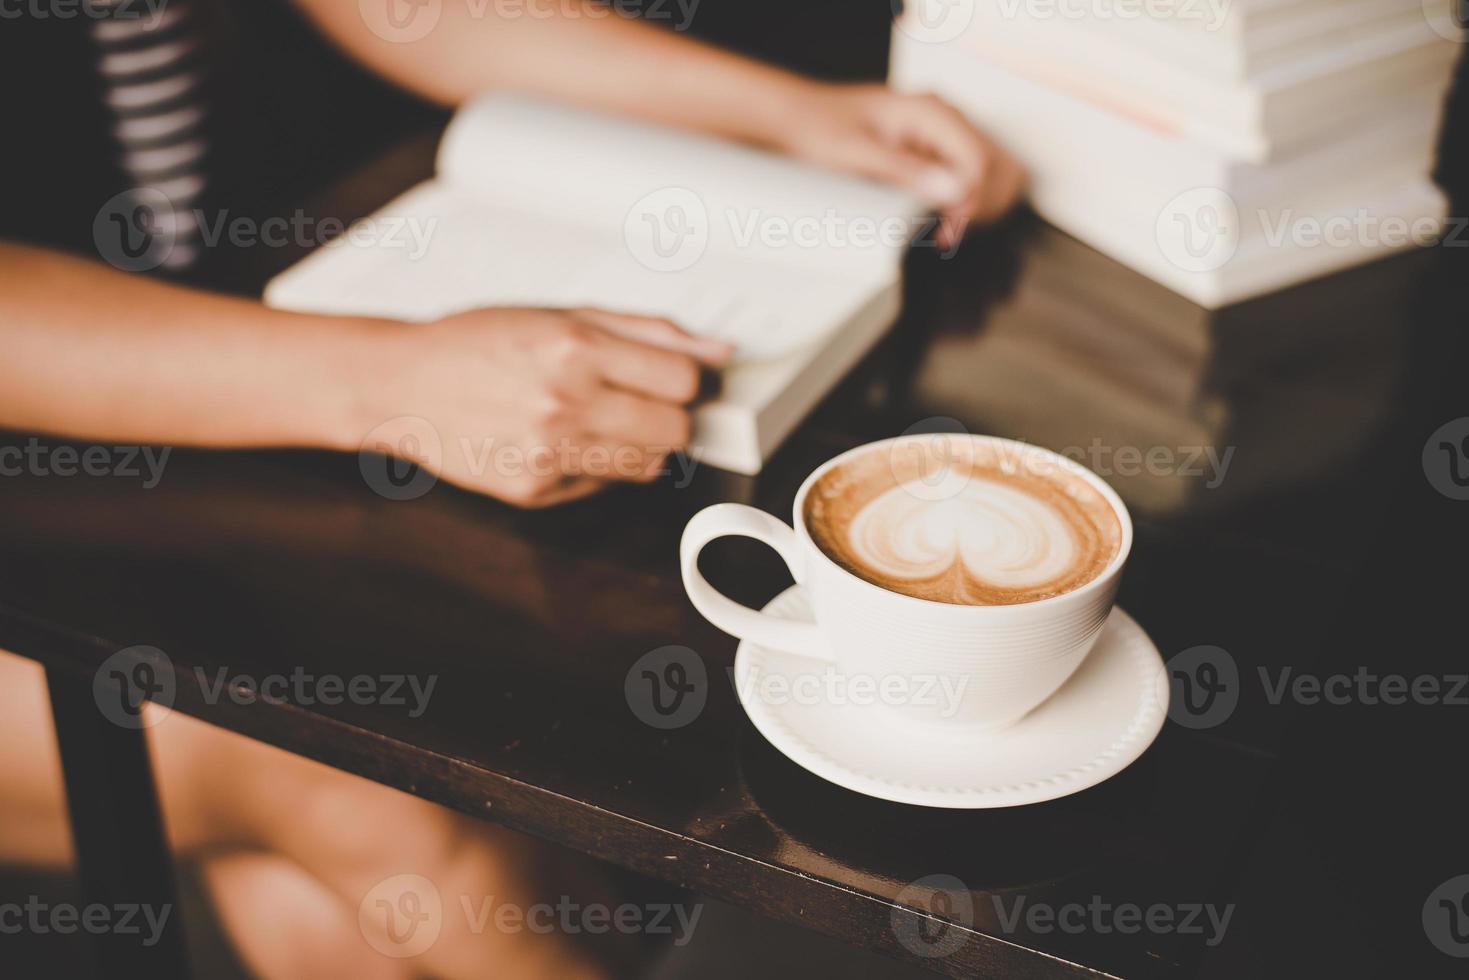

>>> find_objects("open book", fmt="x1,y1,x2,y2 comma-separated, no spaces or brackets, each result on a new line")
266,94,926,474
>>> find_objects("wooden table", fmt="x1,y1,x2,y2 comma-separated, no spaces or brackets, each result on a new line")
4,129,1466,980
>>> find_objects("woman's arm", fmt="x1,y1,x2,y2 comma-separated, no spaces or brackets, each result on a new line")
0,242,376,450
291,0,1024,241
0,242,727,507
297,0,820,144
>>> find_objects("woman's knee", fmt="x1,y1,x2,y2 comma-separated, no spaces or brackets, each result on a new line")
202,851,416,980
237,751,497,891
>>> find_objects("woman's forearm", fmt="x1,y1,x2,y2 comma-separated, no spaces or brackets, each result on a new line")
0,242,728,507
0,242,386,450
292,0,1025,235
293,0,817,147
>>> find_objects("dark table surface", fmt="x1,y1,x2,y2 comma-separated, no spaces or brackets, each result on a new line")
3,131,1467,978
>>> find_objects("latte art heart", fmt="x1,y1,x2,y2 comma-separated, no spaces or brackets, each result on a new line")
803,438,1123,605
848,480,1080,592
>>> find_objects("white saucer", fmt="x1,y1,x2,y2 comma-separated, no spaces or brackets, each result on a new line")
733,586,1169,809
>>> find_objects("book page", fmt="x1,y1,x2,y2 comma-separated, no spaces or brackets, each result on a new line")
265,181,882,361
435,93,928,280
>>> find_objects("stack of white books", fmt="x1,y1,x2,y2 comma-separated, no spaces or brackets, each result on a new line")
890,0,1461,306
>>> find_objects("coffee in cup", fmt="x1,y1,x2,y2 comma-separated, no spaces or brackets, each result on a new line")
801,437,1123,606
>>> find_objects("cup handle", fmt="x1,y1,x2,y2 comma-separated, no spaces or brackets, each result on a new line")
680,504,833,661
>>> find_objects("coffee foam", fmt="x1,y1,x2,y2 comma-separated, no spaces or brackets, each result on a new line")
803,438,1123,606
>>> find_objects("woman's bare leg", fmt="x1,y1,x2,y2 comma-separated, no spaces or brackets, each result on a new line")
202,851,412,980
0,651,76,868
0,649,623,979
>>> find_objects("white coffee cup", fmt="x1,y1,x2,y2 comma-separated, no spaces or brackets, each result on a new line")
680,434,1133,730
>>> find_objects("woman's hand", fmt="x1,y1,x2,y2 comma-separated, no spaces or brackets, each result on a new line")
776,83,1026,249
360,308,731,508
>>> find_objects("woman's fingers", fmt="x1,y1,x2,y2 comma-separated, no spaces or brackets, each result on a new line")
573,309,732,366
589,332,702,402
567,310,727,404
557,387,690,482
904,97,990,185
523,376,692,488
826,133,974,249
583,386,692,448
813,130,963,207
578,322,722,405
913,97,1026,225
559,436,672,483
861,90,1026,243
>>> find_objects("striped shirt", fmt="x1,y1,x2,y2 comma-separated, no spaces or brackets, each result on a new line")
91,0,208,272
